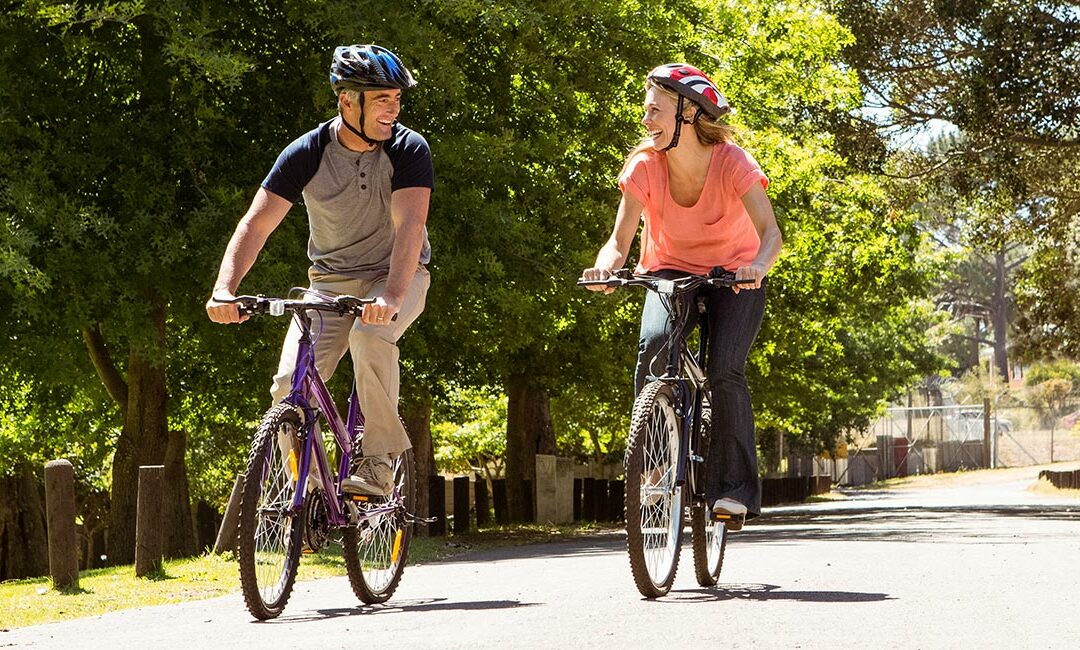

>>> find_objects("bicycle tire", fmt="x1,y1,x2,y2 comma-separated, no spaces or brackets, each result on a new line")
689,404,727,585
691,504,727,586
343,447,415,604
625,381,684,598
237,404,306,620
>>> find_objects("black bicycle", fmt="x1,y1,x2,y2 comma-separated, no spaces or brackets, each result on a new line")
579,269,750,597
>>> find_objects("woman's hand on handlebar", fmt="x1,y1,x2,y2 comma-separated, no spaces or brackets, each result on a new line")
205,291,248,324
732,263,767,294
581,267,617,294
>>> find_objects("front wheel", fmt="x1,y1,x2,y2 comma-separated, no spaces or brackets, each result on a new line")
625,381,684,598
237,405,306,620
343,448,416,604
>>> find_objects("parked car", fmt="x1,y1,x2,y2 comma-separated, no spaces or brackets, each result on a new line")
959,409,1012,435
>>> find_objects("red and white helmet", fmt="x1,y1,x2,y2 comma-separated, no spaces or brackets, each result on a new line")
647,64,731,120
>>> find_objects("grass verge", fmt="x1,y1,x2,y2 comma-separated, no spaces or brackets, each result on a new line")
0,522,616,629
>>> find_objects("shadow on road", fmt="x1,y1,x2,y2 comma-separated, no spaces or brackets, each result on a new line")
663,583,893,603
261,598,538,623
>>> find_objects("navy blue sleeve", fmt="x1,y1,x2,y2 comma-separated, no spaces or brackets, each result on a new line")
386,125,435,192
260,123,331,203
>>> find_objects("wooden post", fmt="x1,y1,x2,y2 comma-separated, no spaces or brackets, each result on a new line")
983,398,992,468
428,476,446,537
582,478,595,521
607,480,624,522
44,460,79,590
474,474,490,528
492,479,508,525
572,478,583,522
135,465,165,577
453,476,470,535
213,473,244,554
592,479,608,521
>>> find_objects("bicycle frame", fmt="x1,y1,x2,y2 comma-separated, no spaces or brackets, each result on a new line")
282,309,398,526
656,292,711,497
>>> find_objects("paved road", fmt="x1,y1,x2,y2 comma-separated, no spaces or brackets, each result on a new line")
4,466,1080,649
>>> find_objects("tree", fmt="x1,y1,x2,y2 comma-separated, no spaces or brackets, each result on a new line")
829,0,1080,359
0,0,328,562
369,0,697,521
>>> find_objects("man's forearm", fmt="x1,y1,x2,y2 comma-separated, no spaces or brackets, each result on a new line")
383,221,426,302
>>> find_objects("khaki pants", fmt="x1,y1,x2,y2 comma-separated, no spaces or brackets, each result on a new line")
270,266,429,457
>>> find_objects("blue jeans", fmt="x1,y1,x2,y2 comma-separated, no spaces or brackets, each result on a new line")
634,270,766,517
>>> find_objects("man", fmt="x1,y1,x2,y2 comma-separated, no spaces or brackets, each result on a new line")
206,44,433,496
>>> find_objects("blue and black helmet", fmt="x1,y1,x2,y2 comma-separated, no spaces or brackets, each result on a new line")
329,44,417,93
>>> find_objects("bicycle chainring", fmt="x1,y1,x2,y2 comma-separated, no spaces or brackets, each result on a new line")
303,491,330,553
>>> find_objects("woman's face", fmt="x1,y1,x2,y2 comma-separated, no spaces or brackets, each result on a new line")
641,86,680,150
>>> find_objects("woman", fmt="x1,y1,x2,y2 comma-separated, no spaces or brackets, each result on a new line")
582,63,782,528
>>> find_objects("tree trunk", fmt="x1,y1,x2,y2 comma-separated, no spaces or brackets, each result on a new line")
991,248,1010,382
163,428,196,558
0,464,49,581
107,352,169,565
402,398,434,534
104,298,194,564
505,373,555,522
505,374,529,522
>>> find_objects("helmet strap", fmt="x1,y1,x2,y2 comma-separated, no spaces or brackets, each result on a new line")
338,93,387,146
661,96,687,152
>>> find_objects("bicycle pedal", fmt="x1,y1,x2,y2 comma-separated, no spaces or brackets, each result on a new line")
347,494,388,503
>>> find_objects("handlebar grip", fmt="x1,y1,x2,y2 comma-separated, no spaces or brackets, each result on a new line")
577,278,623,288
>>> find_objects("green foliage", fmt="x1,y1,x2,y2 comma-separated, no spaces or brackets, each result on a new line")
830,0,1080,361
1024,360,1080,390
431,387,507,478
0,0,952,501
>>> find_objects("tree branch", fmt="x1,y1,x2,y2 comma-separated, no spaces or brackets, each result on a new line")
82,323,128,411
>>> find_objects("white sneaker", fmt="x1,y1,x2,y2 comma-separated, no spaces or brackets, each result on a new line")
341,456,394,496
712,497,747,531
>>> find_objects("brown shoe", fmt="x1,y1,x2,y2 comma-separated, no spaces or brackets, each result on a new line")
341,456,394,496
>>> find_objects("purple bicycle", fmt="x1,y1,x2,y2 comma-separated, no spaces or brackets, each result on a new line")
225,291,417,620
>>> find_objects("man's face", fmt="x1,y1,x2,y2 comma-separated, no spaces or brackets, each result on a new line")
360,89,402,140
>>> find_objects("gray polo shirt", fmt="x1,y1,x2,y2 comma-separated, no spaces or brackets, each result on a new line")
261,118,433,278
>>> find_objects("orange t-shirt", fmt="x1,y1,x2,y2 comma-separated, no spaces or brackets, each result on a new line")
619,142,768,275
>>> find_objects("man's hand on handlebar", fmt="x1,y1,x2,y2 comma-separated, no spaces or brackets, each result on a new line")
361,295,400,326
205,291,247,324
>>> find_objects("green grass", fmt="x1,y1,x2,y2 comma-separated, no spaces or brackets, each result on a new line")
0,522,615,629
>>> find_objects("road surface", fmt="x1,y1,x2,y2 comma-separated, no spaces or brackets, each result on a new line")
4,466,1079,649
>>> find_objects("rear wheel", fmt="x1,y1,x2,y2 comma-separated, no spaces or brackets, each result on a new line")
689,403,727,586
624,381,684,598
691,504,727,586
343,448,416,604
237,405,305,620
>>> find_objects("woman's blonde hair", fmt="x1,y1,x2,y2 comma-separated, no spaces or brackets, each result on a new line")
621,80,737,176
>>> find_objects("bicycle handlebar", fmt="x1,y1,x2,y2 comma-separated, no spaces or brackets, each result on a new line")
217,294,396,320
576,269,755,293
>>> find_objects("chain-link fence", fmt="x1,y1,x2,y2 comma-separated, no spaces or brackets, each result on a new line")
783,401,1080,486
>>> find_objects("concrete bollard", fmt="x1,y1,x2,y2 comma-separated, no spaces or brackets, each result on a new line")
213,473,245,554
44,460,79,590
534,455,558,524
135,465,165,577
